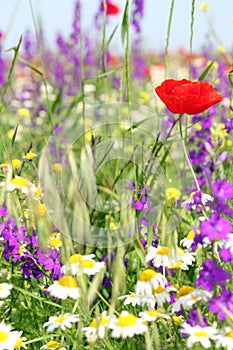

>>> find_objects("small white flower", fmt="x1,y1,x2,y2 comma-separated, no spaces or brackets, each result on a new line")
225,234,233,255
118,292,142,307
181,322,218,348
40,340,63,349
215,327,233,349
172,286,211,313
146,246,195,270
152,285,176,305
47,276,81,300
0,283,13,299
139,309,170,322
82,311,109,343
135,269,167,296
61,254,105,276
43,313,79,333
108,311,148,338
0,322,23,350
181,191,213,210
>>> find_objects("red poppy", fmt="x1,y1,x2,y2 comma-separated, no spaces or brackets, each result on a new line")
106,1,120,16
155,79,223,115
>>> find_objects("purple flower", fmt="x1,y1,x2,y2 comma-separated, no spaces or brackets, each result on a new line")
220,247,233,262
212,178,233,201
196,259,231,291
208,289,233,321
187,308,208,327
20,256,43,279
200,213,232,241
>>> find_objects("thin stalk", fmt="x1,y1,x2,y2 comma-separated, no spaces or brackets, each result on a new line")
164,0,175,78
179,115,208,220
189,0,196,79
78,0,86,143
125,0,131,103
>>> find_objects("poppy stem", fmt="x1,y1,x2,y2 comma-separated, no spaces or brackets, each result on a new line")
179,115,209,220
178,114,200,192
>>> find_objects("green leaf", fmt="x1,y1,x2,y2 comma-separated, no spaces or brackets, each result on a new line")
126,117,155,131
11,124,18,147
198,61,214,81
104,24,119,52
121,0,129,46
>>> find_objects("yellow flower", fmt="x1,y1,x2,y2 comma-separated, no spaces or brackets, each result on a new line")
217,45,225,53
52,163,62,174
11,159,21,169
24,152,36,161
38,203,46,217
200,2,209,11
18,108,30,118
166,187,181,201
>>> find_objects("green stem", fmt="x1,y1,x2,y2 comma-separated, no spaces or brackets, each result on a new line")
125,0,131,103
164,0,175,78
189,0,196,79
78,0,86,143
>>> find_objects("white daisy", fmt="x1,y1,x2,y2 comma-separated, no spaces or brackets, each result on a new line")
172,286,211,313
0,283,13,299
0,176,35,195
40,340,64,349
139,309,170,322
43,313,79,333
181,191,213,209
181,322,218,348
13,331,27,349
180,229,196,249
0,322,22,350
215,327,233,350
61,254,105,276
82,311,109,343
146,246,177,268
40,340,62,349
47,275,81,300
225,234,233,255
109,311,148,338
146,246,195,270
135,269,167,296
118,292,143,307
152,285,176,305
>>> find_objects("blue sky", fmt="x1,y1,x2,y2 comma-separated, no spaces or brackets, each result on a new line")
1,0,233,53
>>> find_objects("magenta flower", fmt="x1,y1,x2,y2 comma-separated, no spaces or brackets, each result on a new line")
200,213,232,241
196,259,231,291
208,289,233,321
212,178,233,201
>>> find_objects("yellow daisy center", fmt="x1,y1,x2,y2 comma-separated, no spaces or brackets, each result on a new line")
177,286,195,298
0,285,2,290
69,254,83,264
148,310,163,317
55,316,67,323
0,331,9,343
226,330,233,338
14,338,23,349
49,237,61,248
11,177,29,187
46,340,61,348
193,331,208,337
91,317,108,328
129,293,136,298
139,269,157,282
18,108,30,118
157,247,169,255
153,285,165,294
117,313,137,327
187,230,195,240
58,276,77,288
169,262,183,269
81,260,95,269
